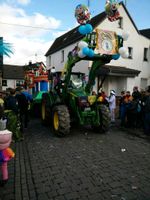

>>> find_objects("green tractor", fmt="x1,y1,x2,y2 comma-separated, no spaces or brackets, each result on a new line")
41,30,124,136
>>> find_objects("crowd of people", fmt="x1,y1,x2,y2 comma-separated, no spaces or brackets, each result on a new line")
118,86,150,135
0,87,33,142
1,85,150,138
0,86,33,187
96,85,150,135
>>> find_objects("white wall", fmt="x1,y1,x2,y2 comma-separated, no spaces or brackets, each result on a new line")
46,43,91,75
2,80,16,91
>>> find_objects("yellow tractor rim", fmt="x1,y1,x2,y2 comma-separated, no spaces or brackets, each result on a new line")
41,103,45,120
54,112,59,130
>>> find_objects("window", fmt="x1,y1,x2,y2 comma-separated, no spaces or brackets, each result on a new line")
118,17,123,29
2,80,7,86
141,78,147,90
49,56,51,66
128,47,133,59
143,48,148,61
61,50,64,62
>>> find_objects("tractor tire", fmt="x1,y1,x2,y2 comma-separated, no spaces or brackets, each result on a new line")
41,99,47,125
99,104,111,132
41,94,51,125
93,104,111,133
52,105,70,136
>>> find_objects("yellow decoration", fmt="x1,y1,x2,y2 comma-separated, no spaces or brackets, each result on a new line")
88,95,96,105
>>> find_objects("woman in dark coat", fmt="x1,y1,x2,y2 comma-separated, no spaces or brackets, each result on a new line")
4,88,23,141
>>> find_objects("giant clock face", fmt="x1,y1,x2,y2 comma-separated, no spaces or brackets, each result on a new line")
101,39,113,52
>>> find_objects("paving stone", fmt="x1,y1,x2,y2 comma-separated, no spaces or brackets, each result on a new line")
1,118,150,200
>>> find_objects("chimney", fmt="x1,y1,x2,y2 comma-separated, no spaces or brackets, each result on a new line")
29,61,32,66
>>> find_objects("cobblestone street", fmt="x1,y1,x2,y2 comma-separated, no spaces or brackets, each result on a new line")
0,118,150,200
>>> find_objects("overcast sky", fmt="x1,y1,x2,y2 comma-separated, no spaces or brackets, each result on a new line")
0,0,149,66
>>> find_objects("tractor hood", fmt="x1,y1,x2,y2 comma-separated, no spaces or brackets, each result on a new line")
68,88,97,106
68,88,87,97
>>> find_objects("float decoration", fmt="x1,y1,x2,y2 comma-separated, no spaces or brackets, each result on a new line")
24,62,48,90
105,0,120,22
96,29,119,55
74,3,95,57
75,4,91,25
75,4,93,35
71,2,128,60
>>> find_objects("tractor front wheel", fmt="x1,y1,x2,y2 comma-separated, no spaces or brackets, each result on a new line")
52,105,70,136
41,93,51,125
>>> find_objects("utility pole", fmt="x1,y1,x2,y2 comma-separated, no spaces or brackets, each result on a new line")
0,37,3,91
124,0,127,6
87,0,90,8
35,53,37,62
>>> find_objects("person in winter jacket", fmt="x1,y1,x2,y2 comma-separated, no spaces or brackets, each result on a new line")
143,86,150,135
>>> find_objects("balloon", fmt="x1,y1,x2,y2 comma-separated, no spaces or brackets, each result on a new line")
78,25,87,35
105,0,120,22
118,47,127,55
78,23,93,35
112,54,120,60
78,50,86,58
121,51,129,58
88,49,94,57
85,24,93,34
82,47,90,56
122,31,130,41
75,4,91,25
119,47,129,58
78,41,88,49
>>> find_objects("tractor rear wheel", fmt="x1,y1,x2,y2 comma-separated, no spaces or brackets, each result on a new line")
41,100,47,124
52,105,70,136
99,104,111,132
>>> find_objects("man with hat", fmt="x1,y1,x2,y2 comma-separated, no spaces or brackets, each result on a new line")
106,90,116,123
